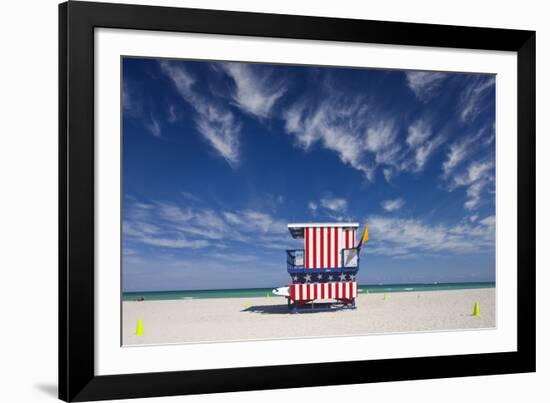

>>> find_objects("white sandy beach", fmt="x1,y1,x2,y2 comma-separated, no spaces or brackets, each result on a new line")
122,288,495,346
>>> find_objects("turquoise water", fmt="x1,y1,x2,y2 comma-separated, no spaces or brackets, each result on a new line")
122,281,495,301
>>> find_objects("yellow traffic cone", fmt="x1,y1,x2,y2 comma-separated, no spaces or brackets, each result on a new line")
473,302,481,317
135,319,144,336
383,293,388,301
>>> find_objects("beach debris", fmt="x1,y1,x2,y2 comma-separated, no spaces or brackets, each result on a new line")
245,303,251,310
472,302,481,317
383,293,388,301
135,319,144,336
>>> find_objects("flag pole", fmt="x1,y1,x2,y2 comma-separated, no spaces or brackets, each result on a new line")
357,224,369,255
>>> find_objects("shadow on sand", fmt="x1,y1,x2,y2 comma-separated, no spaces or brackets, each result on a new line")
241,304,291,314
243,302,350,315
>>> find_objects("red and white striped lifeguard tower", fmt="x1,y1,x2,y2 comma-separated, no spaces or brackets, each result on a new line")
273,222,369,313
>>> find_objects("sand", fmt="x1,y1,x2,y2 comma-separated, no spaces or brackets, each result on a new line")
122,288,495,346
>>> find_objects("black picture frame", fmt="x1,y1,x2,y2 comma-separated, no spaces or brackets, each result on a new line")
59,1,536,401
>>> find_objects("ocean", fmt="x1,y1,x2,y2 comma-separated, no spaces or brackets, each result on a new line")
122,281,495,301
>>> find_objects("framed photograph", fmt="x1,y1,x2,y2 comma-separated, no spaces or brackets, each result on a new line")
59,1,535,401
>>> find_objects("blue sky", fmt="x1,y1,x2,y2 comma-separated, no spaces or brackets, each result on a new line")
122,57,496,292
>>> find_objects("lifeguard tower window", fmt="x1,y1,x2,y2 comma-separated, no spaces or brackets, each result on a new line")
343,248,358,268
287,249,304,268
294,250,304,266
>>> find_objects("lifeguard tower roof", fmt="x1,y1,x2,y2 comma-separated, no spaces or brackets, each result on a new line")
287,222,359,239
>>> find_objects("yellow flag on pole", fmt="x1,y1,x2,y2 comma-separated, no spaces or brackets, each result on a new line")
360,224,369,246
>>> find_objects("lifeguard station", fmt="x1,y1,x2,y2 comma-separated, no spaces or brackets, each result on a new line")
273,222,368,313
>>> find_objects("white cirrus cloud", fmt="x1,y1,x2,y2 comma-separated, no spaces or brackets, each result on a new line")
320,197,347,212
122,82,133,112
222,211,243,225
365,121,397,152
305,197,352,222
180,191,200,202
383,168,393,182
449,159,495,211
464,180,490,211
365,214,494,257
366,121,403,167
405,71,448,101
168,104,178,123
406,119,432,147
441,127,494,178
443,139,471,176
159,61,241,165
284,91,444,182
381,198,405,212
308,201,318,214
400,118,445,173
452,160,494,187
219,62,286,119
123,199,293,251
413,134,445,171
458,75,496,123
138,236,210,249
122,80,143,116
480,215,496,226
145,115,161,137
283,92,394,181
